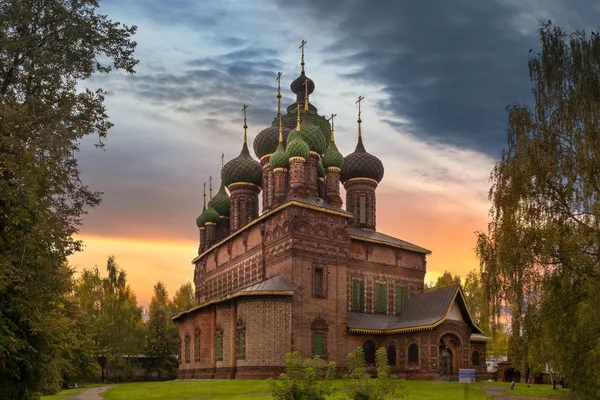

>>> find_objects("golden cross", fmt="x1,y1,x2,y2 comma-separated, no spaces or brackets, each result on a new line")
303,77,310,110
276,72,282,92
327,113,337,130
276,72,282,116
203,182,206,208
241,104,248,143
221,153,224,168
299,40,307,72
209,176,213,199
356,96,364,118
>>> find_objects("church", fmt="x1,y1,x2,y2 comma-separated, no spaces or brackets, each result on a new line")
173,45,489,380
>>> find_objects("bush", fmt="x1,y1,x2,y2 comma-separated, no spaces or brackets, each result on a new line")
344,347,405,400
269,352,337,400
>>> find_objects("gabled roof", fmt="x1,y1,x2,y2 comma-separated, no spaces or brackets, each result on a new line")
172,274,294,322
347,283,484,335
349,227,431,254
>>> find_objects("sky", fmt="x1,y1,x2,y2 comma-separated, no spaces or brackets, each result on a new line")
67,0,600,308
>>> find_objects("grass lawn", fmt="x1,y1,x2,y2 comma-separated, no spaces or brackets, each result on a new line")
101,380,490,400
481,381,569,398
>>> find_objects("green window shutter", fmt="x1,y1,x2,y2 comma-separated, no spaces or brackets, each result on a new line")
403,286,409,312
360,280,365,310
382,283,388,313
396,285,403,315
195,333,200,360
237,331,245,357
215,335,222,359
352,280,359,310
375,283,382,313
314,333,324,357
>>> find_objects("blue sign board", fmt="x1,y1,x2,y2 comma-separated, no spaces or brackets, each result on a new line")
459,369,476,383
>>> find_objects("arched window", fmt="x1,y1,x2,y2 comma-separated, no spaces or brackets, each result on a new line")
387,345,396,366
408,343,419,364
194,330,201,361
184,334,191,364
472,351,480,366
363,340,376,365
236,317,245,359
311,315,328,358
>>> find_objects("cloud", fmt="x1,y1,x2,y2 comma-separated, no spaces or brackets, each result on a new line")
274,0,600,157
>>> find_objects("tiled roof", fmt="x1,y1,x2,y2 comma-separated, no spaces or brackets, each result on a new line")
288,196,352,216
347,284,483,334
348,227,431,254
172,274,294,321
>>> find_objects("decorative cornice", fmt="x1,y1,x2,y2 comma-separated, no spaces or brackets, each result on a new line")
326,167,341,172
289,156,306,162
228,182,261,191
205,222,217,226
260,153,273,162
272,167,289,173
309,151,320,157
199,227,206,231
344,177,378,185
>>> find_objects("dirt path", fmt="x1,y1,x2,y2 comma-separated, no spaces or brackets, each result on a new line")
66,385,114,400
482,385,559,400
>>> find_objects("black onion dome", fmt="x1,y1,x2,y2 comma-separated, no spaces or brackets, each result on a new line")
290,71,315,102
253,125,292,159
340,137,385,184
222,143,263,188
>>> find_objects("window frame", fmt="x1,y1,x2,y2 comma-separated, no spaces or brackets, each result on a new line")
184,334,191,364
313,266,326,298
396,285,409,315
194,330,201,361
374,282,388,314
351,278,365,311
407,343,419,365
472,350,480,366
215,326,223,361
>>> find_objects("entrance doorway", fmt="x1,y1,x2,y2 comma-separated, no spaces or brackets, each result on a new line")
439,346,453,376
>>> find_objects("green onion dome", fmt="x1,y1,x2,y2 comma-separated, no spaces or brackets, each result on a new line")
317,158,326,178
222,142,263,188
285,135,310,160
298,112,327,155
253,125,292,159
322,140,344,169
196,208,207,228
270,140,289,170
203,206,220,224
341,136,384,183
274,103,331,142
207,181,230,217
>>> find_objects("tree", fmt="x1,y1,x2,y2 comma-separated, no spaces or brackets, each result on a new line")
477,21,600,399
145,282,178,379
0,0,136,397
430,270,461,288
172,282,195,314
344,347,405,400
462,270,490,334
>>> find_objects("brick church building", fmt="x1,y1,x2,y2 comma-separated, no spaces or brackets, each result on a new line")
173,49,489,380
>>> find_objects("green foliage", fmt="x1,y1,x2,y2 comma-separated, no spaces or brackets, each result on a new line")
76,257,145,382
0,0,136,397
269,351,337,400
476,20,600,399
462,270,491,334
434,271,462,287
344,347,404,400
171,282,195,314
145,282,178,379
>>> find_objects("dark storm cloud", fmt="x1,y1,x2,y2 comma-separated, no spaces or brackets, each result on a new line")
100,46,288,127
276,0,600,157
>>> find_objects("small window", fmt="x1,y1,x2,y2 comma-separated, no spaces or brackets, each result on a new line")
375,282,388,313
184,336,191,364
237,331,245,359
408,343,419,364
387,345,396,366
359,196,366,224
472,351,480,366
315,267,325,297
194,331,200,361
313,332,325,357
352,279,365,311
215,335,222,360
396,285,409,315
363,340,376,364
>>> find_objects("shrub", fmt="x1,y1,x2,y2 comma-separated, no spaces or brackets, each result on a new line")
269,352,337,400
344,347,405,400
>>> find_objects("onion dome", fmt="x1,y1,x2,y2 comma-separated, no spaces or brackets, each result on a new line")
275,103,331,141
253,126,292,159
317,158,326,178
270,140,289,169
222,110,263,188
196,211,207,228
322,120,344,169
341,98,384,183
298,111,327,155
290,72,315,102
208,181,230,217
286,136,310,160
196,183,208,227
203,206,220,224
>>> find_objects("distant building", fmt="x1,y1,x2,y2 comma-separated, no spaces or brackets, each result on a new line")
173,48,489,379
